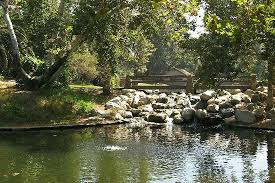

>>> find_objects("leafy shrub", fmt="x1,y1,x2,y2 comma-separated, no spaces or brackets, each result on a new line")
21,55,46,76
69,51,98,84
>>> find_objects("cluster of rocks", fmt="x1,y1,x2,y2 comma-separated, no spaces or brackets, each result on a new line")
91,87,275,125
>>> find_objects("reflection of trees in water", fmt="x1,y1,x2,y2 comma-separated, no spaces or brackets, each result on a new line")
1,126,275,182
0,130,96,183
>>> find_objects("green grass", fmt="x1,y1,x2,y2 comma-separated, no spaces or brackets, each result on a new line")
69,84,102,89
0,84,110,127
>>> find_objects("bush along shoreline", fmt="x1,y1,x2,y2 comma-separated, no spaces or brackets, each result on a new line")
90,87,275,128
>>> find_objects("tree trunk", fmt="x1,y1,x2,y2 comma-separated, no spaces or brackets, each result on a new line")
1,1,31,81
102,75,112,95
1,1,84,89
267,60,274,110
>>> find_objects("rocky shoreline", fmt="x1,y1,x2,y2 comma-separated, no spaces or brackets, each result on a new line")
91,87,275,127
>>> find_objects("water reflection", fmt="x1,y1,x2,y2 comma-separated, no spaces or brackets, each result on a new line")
0,125,275,183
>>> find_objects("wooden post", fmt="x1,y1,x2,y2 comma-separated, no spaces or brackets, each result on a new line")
186,75,194,94
125,75,132,89
250,74,257,91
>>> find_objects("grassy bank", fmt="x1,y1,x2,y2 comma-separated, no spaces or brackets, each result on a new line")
0,82,110,127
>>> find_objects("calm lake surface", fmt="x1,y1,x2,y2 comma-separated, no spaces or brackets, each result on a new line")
0,124,275,183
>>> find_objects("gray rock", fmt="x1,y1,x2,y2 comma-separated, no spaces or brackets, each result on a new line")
122,89,136,94
219,108,235,118
177,98,191,107
200,90,216,101
105,102,124,110
181,108,195,121
219,102,233,109
207,104,219,113
229,89,242,95
139,104,154,112
131,95,140,107
120,111,133,118
171,109,181,117
131,108,142,117
235,109,256,123
115,113,124,120
190,95,201,105
244,89,254,98
254,107,266,119
90,109,108,117
138,112,150,120
119,95,129,102
157,96,169,104
224,116,237,124
148,113,168,123
231,94,242,105
152,103,167,109
195,109,207,120
154,89,160,94
194,100,208,109
172,115,184,124
144,90,153,94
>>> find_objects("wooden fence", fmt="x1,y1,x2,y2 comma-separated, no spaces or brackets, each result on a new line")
121,74,257,93
124,74,195,93
218,74,257,90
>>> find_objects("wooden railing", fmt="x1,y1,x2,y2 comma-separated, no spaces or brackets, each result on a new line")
218,74,257,90
124,74,195,93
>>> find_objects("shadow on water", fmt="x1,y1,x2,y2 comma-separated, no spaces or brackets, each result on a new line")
0,124,275,183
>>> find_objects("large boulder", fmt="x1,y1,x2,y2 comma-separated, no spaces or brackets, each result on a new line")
235,109,256,123
195,109,207,120
181,108,195,122
219,108,235,118
207,104,219,113
148,113,168,123
200,90,216,101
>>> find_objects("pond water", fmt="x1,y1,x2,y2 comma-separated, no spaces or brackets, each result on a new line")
0,124,275,183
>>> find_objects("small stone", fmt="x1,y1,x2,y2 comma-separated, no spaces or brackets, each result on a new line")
254,107,266,119
200,90,216,101
131,108,142,117
219,108,235,118
120,111,133,118
115,113,124,120
148,113,168,123
207,104,219,113
152,103,167,109
219,102,233,109
172,115,184,124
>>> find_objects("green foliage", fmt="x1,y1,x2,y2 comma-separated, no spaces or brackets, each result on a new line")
21,55,46,76
68,50,98,84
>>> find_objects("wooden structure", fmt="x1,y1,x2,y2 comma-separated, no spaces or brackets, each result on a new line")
125,74,195,93
218,74,257,90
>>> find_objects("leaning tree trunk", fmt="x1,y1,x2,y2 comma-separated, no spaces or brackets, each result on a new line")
1,1,31,82
1,0,83,89
267,60,274,110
